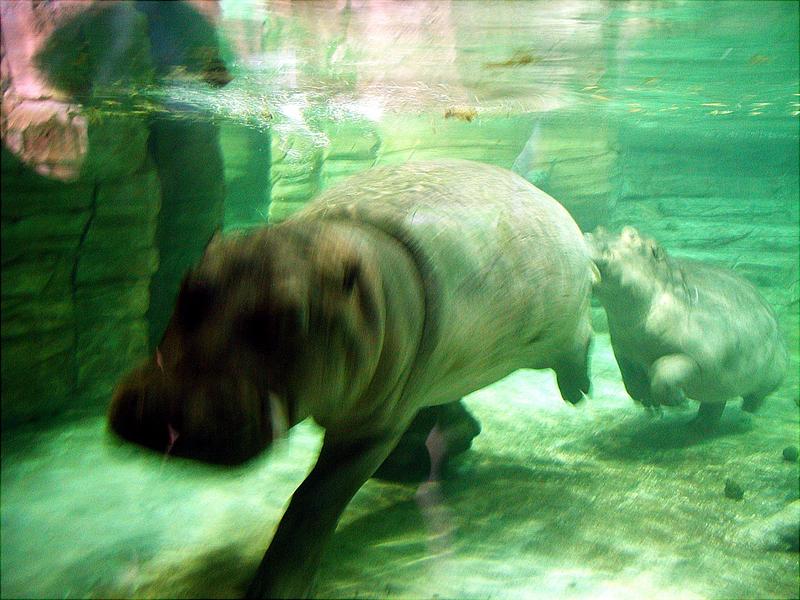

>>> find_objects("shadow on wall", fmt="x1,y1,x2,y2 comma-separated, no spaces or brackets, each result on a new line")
0,0,231,428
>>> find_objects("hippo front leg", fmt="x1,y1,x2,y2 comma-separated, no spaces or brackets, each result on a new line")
615,355,652,406
246,431,401,599
649,354,698,407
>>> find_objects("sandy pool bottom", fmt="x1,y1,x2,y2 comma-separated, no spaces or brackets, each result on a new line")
2,333,798,599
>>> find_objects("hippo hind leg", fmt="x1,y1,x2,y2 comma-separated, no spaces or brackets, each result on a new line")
554,336,593,405
373,407,437,482
373,400,481,482
741,393,766,413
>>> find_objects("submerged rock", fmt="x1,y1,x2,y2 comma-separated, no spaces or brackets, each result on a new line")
724,478,744,500
742,501,800,552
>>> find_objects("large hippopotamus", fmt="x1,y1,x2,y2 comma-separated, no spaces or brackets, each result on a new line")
586,226,788,425
108,159,595,598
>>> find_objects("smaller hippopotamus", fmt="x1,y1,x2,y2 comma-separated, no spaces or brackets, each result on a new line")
586,226,788,425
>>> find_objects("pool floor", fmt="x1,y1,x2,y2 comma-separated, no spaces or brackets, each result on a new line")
2,333,798,599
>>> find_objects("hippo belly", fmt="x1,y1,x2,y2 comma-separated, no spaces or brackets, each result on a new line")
653,264,788,403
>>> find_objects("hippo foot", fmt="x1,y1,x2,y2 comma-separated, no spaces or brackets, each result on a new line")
656,386,688,408
554,338,593,405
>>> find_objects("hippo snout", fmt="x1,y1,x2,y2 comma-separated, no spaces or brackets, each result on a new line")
108,361,273,466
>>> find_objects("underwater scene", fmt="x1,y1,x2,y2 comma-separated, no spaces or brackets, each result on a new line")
1,0,798,598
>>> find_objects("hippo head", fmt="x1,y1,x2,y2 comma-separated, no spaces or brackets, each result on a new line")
108,224,385,465
585,226,670,297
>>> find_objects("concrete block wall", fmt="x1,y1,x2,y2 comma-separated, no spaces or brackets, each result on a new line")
0,0,229,428
266,112,619,231
613,121,799,309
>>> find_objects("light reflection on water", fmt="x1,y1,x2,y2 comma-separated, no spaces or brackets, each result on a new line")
85,0,798,140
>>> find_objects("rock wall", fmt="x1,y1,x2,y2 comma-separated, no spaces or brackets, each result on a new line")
1,0,229,428
268,131,324,223
321,120,381,188
0,2,156,426
220,123,272,231
145,117,226,351
1,132,158,426
509,114,620,232
267,120,381,223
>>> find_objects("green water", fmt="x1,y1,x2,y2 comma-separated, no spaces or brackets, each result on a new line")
2,1,798,599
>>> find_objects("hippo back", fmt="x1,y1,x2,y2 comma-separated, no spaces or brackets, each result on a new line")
291,159,594,408
664,258,788,399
